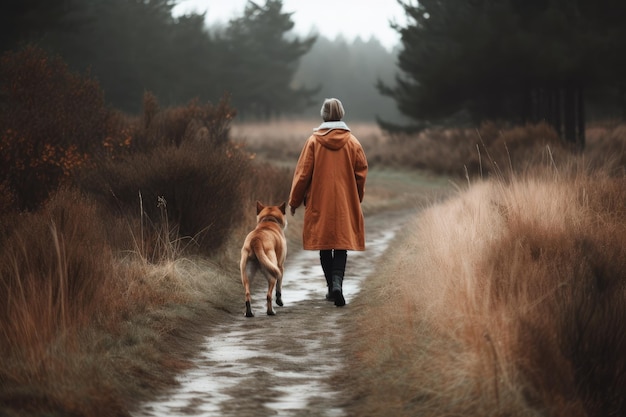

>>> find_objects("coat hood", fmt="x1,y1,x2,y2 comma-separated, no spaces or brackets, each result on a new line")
313,121,351,150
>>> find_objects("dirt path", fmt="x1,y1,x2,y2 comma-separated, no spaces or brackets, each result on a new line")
132,208,415,417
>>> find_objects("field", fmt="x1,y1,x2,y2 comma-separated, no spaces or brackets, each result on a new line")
1,107,626,416
341,169,626,416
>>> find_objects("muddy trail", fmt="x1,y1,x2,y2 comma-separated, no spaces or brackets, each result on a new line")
133,208,415,417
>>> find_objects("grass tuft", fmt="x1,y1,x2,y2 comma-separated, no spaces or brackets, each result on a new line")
343,167,626,416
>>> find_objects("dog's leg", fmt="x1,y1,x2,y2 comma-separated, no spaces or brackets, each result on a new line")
241,257,256,318
266,276,277,315
275,271,283,307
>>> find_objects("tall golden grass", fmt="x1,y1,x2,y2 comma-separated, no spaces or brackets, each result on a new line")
342,164,626,416
0,187,245,416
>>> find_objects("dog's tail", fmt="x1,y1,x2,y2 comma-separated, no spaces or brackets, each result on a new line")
251,237,281,279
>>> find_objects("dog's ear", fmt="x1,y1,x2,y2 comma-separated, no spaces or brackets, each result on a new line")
256,201,264,214
279,202,286,214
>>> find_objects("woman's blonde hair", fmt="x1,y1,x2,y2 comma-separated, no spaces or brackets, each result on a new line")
320,98,345,121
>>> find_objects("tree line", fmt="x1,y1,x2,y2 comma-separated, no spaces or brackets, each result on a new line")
0,0,404,122
0,0,317,118
2,0,626,147
382,0,626,148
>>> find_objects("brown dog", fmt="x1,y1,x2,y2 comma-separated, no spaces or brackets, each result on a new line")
240,201,287,317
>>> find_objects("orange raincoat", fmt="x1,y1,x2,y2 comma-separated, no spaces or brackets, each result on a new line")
289,125,368,251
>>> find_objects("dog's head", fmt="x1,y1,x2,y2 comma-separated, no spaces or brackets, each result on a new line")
256,201,287,229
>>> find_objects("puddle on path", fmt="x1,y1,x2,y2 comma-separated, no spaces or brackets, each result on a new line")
133,209,413,417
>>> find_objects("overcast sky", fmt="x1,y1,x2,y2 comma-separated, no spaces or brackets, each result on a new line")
172,0,410,51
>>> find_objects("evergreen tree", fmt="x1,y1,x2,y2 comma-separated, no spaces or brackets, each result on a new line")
40,0,183,112
2,0,318,118
382,0,626,149
218,0,317,119
0,0,80,52
168,14,219,104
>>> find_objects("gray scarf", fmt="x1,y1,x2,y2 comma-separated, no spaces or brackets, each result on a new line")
314,121,350,131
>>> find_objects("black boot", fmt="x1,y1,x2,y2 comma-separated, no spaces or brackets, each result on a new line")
321,250,335,301
332,274,345,307
325,276,335,301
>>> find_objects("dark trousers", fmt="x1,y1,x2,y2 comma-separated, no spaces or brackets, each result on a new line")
319,249,347,288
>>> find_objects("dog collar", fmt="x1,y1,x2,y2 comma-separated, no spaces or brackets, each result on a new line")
259,216,283,226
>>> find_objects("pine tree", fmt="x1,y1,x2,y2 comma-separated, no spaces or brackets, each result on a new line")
218,0,317,119
382,0,626,149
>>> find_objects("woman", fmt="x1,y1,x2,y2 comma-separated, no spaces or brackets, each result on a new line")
289,98,368,307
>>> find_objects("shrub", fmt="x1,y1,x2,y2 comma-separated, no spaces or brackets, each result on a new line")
369,121,570,178
133,92,236,151
77,92,292,259
78,140,254,258
472,121,569,176
0,45,113,210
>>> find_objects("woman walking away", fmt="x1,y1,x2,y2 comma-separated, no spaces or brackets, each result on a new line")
288,98,368,307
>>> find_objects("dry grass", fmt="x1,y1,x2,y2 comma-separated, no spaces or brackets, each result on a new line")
0,188,244,416
3,107,626,417
232,118,618,181
365,121,571,179
0,93,283,416
231,118,389,167
585,124,626,175
341,166,626,417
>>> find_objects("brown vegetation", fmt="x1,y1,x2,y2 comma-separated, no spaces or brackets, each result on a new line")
2,45,626,417
0,45,112,210
341,165,626,416
0,47,289,416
